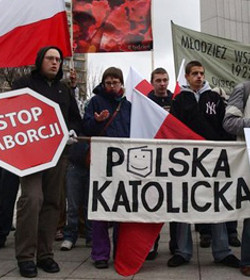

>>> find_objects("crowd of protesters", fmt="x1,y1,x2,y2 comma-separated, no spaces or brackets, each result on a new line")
0,46,250,278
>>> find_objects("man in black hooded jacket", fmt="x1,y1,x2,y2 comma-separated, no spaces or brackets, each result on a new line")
12,46,81,278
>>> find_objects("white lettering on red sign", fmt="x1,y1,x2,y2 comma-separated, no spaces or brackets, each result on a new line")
0,107,42,130
0,123,61,150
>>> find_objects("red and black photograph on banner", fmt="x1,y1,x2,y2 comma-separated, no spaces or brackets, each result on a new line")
72,0,153,53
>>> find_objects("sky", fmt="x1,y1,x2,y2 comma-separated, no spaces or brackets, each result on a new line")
87,0,200,91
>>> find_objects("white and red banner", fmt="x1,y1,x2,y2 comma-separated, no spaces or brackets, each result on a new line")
0,88,69,177
0,0,71,67
89,137,250,223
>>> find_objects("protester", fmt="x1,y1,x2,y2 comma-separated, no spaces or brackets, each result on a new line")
168,60,240,268
194,87,240,248
146,67,177,259
223,80,250,277
55,68,80,242
12,46,82,278
60,69,92,251
82,67,131,269
60,141,92,251
148,67,173,111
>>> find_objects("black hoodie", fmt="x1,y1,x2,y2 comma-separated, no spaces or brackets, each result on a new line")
33,45,64,81
12,46,82,133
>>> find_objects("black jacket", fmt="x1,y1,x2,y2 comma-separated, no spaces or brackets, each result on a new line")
147,89,173,110
170,82,234,140
12,46,82,133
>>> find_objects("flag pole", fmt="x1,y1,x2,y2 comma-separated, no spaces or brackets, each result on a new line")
151,50,154,73
69,0,74,70
150,0,154,72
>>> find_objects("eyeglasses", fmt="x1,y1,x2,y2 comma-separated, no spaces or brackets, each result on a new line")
105,81,121,87
44,56,62,63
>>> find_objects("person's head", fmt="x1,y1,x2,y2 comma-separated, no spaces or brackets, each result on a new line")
185,60,205,91
35,46,63,80
101,67,124,95
150,68,169,96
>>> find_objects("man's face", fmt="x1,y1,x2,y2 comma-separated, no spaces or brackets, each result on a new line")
41,49,61,80
152,73,169,96
185,66,205,91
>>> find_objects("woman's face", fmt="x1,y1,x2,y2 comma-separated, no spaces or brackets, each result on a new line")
104,76,122,94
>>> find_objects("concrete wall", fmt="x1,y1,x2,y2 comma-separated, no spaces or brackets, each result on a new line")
200,0,250,44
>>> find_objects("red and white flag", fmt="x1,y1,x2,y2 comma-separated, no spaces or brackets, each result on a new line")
126,67,201,140
0,0,72,68
173,58,187,98
114,67,204,276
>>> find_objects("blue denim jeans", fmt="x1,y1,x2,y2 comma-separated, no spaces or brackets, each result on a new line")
241,218,250,267
196,221,238,236
63,164,92,244
175,222,232,262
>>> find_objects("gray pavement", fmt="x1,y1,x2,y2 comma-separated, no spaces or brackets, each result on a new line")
0,223,247,280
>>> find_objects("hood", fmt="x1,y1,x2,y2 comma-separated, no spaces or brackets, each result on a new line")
93,83,105,96
32,45,64,81
181,80,211,95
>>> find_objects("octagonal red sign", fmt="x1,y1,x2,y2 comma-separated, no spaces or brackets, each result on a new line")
0,88,69,176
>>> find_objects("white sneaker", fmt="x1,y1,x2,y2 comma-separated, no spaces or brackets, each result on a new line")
60,240,74,251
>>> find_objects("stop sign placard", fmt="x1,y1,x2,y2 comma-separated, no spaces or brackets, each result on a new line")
0,88,69,177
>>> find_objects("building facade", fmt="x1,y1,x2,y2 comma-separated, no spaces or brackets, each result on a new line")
64,0,87,99
200,0,250,44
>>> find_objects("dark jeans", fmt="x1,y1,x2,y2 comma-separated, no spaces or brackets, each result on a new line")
196,221,238,236
169,222,178,251
0,169,19,243
63,164,92,244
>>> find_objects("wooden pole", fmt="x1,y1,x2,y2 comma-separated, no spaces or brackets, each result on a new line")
75,136,91,142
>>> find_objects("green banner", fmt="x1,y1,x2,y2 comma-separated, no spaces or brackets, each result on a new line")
172,22,250,93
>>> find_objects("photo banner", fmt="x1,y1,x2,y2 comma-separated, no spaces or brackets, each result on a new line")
72,0,153,53
172,22,250,94
89,137,250,224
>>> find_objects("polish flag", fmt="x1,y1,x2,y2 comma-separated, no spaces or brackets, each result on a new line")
0,0,72,68
126,67,202,140
114,67,204,276
173,58,187,98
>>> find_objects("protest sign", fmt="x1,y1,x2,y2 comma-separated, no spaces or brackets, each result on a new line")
0,88,68,176
89,137,250,223
172,22,250,93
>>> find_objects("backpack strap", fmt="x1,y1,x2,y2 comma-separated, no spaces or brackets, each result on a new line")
99,100,122,136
